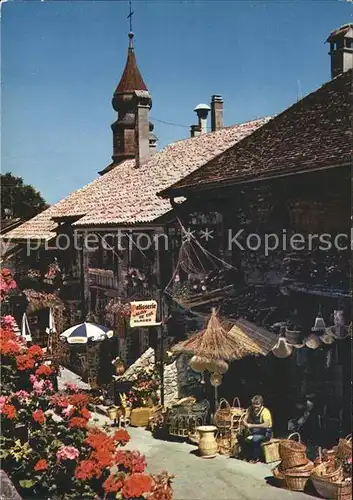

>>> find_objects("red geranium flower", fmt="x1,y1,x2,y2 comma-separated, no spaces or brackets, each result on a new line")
69,394,90,408
28,345,44,359
74,459,102,480
103,474,124,493
16,354,35,371
0,339,21,356
35,364,54,377
68,417,87,429
80,407,91,420
32,409,45,425
34,459,48,472
113,429,130,445
51,394,70,408
1,403,17,420
122,474,153,499
92,448,113,468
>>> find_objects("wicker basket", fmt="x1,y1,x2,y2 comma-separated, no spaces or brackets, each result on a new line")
312,463,348,500
130,407,151,427
311,478,352,500
311,462,344,484
214,399,232,428
337,435,352,461
279,432,306,460
230,398,246,418
284,461,314,492
216,430,238,456
272,465,286,489
262,439,281,463
281,453,309,470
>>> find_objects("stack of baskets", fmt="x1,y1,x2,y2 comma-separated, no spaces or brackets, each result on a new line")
272,433,314,492
214,398,245,457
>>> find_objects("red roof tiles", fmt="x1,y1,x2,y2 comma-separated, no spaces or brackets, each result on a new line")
3,118,268,240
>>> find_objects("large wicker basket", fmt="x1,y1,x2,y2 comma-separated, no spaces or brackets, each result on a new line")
284,461,314,492
312,463,349,500
279,432,306,461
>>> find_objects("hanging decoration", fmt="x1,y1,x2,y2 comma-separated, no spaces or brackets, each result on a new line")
312,306,326,332
272,336,293,358
210,373,223,387
305,333,322,350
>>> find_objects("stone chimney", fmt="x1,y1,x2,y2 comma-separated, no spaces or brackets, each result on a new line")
193,103,210,134
327,24,353,79
211,95,224,132
134,91,151,168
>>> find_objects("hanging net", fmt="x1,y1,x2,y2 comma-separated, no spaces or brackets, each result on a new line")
165,221,238,309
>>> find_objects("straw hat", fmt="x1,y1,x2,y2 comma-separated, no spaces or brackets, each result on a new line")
305,333,322,349
272,337,293,358
320,328,336,345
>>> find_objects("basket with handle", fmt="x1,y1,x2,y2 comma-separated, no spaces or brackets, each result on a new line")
279,432,306,461
272,465,286,489
230,397,246,418
337,435,352,461
214,399,232,429
284,460,314,492
311,463,347,499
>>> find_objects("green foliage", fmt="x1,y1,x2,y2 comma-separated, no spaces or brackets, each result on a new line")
1,172,49,220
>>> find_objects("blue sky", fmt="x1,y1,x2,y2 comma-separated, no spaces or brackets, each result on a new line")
1,0,352,204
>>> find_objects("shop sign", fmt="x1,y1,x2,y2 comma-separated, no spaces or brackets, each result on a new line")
129,300,161,328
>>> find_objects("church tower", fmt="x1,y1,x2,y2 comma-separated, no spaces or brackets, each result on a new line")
101,31,156,174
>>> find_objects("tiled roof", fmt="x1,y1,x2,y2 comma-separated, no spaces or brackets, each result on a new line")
3,118,269,240
160,70,353,197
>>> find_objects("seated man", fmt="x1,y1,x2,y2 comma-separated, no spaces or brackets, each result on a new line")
242,395,273,463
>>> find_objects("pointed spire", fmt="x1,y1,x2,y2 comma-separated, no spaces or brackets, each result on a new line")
114,32,148,94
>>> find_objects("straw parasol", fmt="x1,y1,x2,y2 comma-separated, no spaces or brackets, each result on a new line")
172,309,277,361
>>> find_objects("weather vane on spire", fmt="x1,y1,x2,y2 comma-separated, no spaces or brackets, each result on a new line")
127,1,134,33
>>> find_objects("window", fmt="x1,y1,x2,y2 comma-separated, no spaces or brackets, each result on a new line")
345,38,353,49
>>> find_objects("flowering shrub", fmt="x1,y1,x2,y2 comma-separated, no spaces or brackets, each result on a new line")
0,322,174,499
128,366,160,408
0,268,17,301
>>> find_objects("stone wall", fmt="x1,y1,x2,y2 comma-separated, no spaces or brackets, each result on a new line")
117,347,201,407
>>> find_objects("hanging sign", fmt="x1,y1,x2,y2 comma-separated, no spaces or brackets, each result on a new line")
129,300,161,328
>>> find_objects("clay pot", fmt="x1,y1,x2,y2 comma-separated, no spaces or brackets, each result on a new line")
197,425,218,458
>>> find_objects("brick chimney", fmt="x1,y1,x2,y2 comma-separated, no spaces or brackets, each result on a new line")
134,91,151,167
211,95,224,132
190,125,201,138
